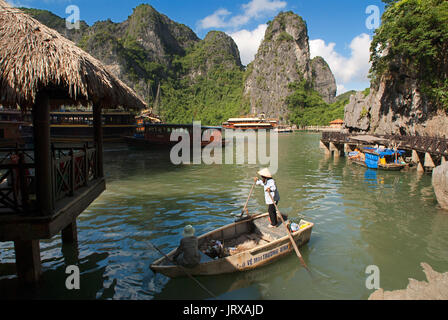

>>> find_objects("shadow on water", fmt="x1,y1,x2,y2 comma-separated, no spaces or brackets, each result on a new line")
0,248,113,300
151,249,307,300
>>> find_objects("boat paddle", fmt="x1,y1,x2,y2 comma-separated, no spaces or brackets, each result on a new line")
267,192,310,272
241,180,257,217
148,242,217,300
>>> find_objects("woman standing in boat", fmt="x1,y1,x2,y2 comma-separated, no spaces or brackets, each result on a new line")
254,168,280,228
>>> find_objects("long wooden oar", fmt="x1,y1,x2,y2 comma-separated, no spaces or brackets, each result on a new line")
149,242,217,299
241,180,257,216
267,192,310,272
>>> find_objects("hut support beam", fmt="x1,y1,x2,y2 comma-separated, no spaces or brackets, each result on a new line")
33,91,53,215
14,240,41,284
61,220,78,244
93,106,104,178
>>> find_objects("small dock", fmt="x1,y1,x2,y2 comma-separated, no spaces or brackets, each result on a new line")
320,132,448,172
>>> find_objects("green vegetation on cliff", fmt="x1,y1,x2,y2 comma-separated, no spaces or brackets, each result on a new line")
286,81,352,126
159,35,249,125
370,0,448,108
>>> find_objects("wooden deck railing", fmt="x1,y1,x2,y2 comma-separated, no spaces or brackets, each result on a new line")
321,132,448,157
0,145,98,214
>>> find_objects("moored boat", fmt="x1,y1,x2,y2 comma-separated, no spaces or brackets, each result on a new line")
150,213,313,278
50,110,136,143
274,126,293,133
348,147,407,171
125,123,226,148
222,114,278,130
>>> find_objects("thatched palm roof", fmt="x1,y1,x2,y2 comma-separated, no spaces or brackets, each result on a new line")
0,1,146,110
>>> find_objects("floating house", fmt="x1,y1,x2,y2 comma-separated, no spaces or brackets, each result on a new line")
0,1,146,283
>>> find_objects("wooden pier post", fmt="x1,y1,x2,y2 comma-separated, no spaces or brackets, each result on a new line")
330,142,342,157
14,240,42,284
424,152,435,169
344,144,353,154
93,105,104,178
320,140,331,156
33,91,54,215
412,150,424,173
61,220,78,244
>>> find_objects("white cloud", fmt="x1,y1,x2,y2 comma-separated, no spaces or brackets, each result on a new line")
198,8,231,29
309,33,372,94
228,24,268,66
337,84,348,95
198,0,286,30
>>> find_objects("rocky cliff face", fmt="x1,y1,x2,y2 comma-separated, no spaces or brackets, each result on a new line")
123,4,199,64
311,57,337,104
243,11,336,120
432,162,448,210
185,31,243,80
344,76,448,137
22,4,201,101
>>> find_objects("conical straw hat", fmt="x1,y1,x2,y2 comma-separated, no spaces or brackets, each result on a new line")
182,225,195,237
257,168,272,178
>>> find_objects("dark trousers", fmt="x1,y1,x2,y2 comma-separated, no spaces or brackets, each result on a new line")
268,202,278,226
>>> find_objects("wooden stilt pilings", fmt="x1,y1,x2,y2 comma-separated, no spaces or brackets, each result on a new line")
320,140,331,156
93,105,104,179
424,152,435,169
14,240,42,284
320,132,448,174
33,91,54,215
61,220,78,244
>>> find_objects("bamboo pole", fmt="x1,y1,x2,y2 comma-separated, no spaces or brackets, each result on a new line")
267,192,310,272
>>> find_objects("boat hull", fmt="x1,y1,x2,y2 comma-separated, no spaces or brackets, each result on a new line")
150,213,313,278
348,158,407,171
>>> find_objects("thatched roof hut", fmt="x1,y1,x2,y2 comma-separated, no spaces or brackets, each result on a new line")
0,0,146,110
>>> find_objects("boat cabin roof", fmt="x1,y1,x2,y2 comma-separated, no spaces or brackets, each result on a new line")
144,123,222,130
363,147,405,156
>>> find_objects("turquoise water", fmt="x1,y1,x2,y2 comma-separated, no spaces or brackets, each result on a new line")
1,132,448,300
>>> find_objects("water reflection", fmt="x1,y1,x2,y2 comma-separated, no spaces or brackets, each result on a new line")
1,135,447,300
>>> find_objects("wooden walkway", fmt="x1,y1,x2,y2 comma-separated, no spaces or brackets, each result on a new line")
320,131,448,171
321,131,448,157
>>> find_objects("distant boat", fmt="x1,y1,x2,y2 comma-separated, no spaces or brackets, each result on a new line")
0,109,32,146
274,126,293,133
49,110,136,143
222,114,278,130
348,147,408,171
125,123,226,148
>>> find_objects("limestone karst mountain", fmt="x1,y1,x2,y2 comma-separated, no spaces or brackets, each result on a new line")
243,11,337,120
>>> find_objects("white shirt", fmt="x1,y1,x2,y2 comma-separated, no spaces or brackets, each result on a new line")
256,178,280,205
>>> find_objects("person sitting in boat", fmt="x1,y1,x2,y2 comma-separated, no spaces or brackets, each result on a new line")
254,168,281,228
172,225,201,268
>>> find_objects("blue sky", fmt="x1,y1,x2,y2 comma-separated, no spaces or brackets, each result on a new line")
7,0,386,94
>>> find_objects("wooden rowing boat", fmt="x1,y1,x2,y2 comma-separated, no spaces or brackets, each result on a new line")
150,213,314,278
348,157,407,171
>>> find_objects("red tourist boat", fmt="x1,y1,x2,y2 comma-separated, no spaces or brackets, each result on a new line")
125,123,225,148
